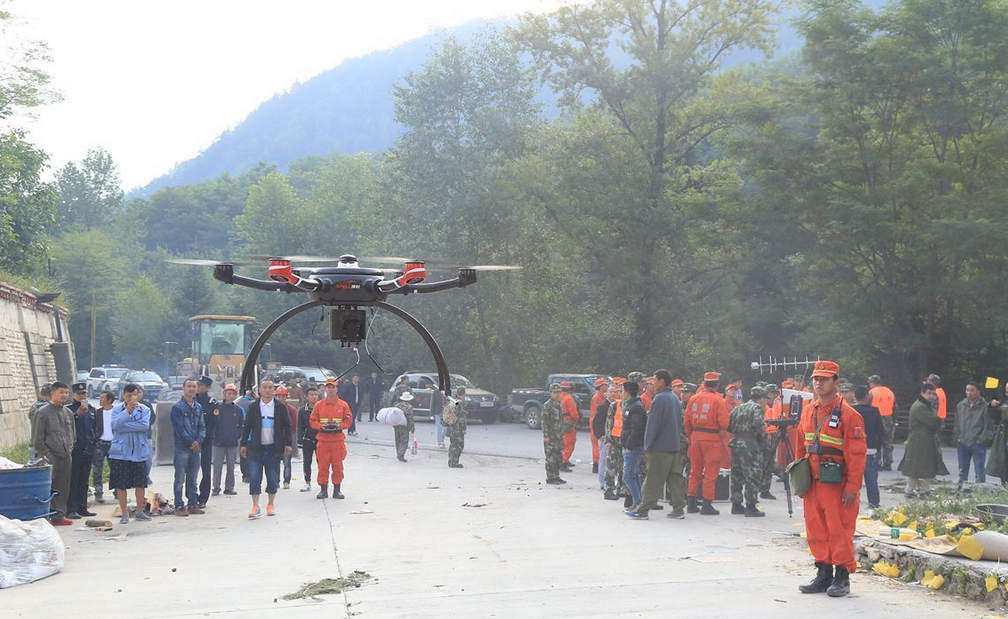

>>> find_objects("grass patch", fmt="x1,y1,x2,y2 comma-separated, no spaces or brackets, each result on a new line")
282,571,372,600
1,442,30,463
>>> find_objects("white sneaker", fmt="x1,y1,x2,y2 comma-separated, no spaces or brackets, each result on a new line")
300,484,311,492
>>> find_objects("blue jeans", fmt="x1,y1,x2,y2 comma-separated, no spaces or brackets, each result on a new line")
622,448,644,508
173,448,200,508
434,415,445,446
248,444,282,496
863,453,880,506
598,441,608,490
957,443,987,483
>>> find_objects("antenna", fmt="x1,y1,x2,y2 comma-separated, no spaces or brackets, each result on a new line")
749,355,821,376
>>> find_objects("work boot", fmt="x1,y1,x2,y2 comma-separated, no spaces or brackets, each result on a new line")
333,484,345,499
686,497,700,513
731,502,746,515
699,500,719,515
759,490,776,500
826,566,850,597
592,463,598,474
799,563,834,594
603,490,619,500
560,464,573,472
745,504,765,517
316,485,328,499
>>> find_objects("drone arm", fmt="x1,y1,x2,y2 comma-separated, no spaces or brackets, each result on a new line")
213,265,302,293
392,270,477,294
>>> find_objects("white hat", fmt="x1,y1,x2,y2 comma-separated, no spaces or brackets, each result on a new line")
399,391,414,401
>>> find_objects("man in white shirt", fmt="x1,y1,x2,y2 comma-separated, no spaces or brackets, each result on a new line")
92,391,117,503
240,381,292,518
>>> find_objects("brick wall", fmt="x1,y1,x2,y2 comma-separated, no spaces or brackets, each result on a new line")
0,282,72,452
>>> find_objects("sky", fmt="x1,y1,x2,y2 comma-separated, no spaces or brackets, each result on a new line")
6,0,566,190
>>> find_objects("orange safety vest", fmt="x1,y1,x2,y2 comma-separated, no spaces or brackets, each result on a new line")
869,385,895,417
936,387,947,419
310,397,352,443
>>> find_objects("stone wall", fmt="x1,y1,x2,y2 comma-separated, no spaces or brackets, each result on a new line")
0,281,73,452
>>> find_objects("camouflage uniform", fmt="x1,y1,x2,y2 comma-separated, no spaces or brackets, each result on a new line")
604,400,625,495
728,393,768,507
445,400,467,466
394,400,415,459
541,393,564,480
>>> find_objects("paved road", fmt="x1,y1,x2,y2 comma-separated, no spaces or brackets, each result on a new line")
5,438,991,618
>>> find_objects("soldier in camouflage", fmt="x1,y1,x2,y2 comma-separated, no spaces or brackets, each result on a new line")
542,384,566,484
728,385,770,517
445,388,468,468
603,380,626,500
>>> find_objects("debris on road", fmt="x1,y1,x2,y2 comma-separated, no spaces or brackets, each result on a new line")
282,571,372,600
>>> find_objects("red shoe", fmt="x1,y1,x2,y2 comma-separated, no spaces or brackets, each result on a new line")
266,504,276,517
51,517,73,526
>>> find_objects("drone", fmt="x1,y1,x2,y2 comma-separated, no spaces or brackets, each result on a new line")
168,254,519,397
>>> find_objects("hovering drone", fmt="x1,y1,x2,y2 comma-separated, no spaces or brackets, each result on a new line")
168,254,520,396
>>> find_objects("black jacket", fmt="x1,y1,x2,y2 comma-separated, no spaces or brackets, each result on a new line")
240,398,292,454
621,398,647,450
196,392,218,442
297,405,317,445
211,402,244,447
592,400,609,440
69,401,96,454
365,377,384,402
854,404,885,451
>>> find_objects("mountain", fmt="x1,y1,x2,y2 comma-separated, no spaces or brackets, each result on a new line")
133,4,886,197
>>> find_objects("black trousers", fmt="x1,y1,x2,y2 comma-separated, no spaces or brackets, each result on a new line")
302,441,315,485
67,450,93,514
369,399,380,421
198,439,213,504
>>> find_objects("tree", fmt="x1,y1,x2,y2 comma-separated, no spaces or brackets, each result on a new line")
0,131,56,274
109,276,171,368
513,0,778,362
54,148,124,230
0,8,59,121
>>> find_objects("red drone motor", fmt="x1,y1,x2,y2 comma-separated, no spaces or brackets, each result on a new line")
396,261,427,287
268,259,297,285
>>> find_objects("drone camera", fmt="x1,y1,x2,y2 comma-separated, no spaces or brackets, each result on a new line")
330,308,367,346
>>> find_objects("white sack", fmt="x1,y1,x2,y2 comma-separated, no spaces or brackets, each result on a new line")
0,514,64,588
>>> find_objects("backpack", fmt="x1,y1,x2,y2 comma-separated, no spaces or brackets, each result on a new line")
442,400,459,425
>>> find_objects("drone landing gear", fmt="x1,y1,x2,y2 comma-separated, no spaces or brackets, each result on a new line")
239,300,452,398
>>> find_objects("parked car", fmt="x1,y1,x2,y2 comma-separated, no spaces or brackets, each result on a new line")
509,374,610,429
75,370,90,384
86,364,129,398
389,372,501,424
115,370,170,401
273,365,337,386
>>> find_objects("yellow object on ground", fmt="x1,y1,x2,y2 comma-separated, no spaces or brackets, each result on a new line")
957,534,985,561
986,574,999,593
921,570,946,589
872,561,900,577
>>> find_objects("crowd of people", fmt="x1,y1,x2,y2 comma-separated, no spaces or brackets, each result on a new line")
27,359,1008,598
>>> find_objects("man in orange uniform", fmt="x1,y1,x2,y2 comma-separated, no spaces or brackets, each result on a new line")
559,382,579,471
310,378,353,499
670,379,685,403
868,375,896,470
685,371,730,515
928,373,948,420
796,360,866,598
641,375,655,412
589,378,608,474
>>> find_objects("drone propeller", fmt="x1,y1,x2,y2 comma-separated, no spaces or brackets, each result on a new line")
361,256,521,271
245,254,348,263
167,257,258,266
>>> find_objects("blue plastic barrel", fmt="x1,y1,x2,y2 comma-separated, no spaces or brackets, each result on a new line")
0,465,55,520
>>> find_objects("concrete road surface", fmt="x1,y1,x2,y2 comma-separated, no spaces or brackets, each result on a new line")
4,423,998,618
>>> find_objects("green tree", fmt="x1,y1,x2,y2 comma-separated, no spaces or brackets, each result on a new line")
0,131,56,274
54,148,124,230
109,276,171,368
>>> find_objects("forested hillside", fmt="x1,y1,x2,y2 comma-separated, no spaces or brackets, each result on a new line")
5,0,1005,404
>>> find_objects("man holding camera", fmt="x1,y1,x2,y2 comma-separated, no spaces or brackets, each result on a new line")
795,361,866,598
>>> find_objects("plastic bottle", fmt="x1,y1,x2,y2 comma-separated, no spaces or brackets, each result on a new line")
880,526,920,541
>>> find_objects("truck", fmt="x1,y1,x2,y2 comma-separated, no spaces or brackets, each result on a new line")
389,372,502,424
508,374,610,429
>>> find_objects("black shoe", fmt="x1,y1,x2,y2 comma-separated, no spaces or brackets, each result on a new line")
624,496,634,509
603,490,619,500
626,509,648,520
546,478,564,484
686,497,700,513
651,504,663,510
699,500,719,515
731,502,746,515
332,484,345,499
212,489,220,496
745,504,765,517
868,503,880,509
224,490,238,495
592,463,599,474
66,512,81,519
799,563,834,594
397,456,406,462
826,566,850,597
78,509,96,517
449,462,463,468
759,490,776,500
316,485,328,499
559,465,573,472
667,508,685,519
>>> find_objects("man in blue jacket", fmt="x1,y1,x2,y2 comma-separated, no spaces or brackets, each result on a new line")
630,370,686,520
171,379,206,516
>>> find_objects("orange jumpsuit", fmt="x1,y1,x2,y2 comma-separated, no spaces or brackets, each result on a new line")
560,393,579,464
310,397,353,485
936,387,948,420
589,391,606,465
685,388,729,501
795,394,867,573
